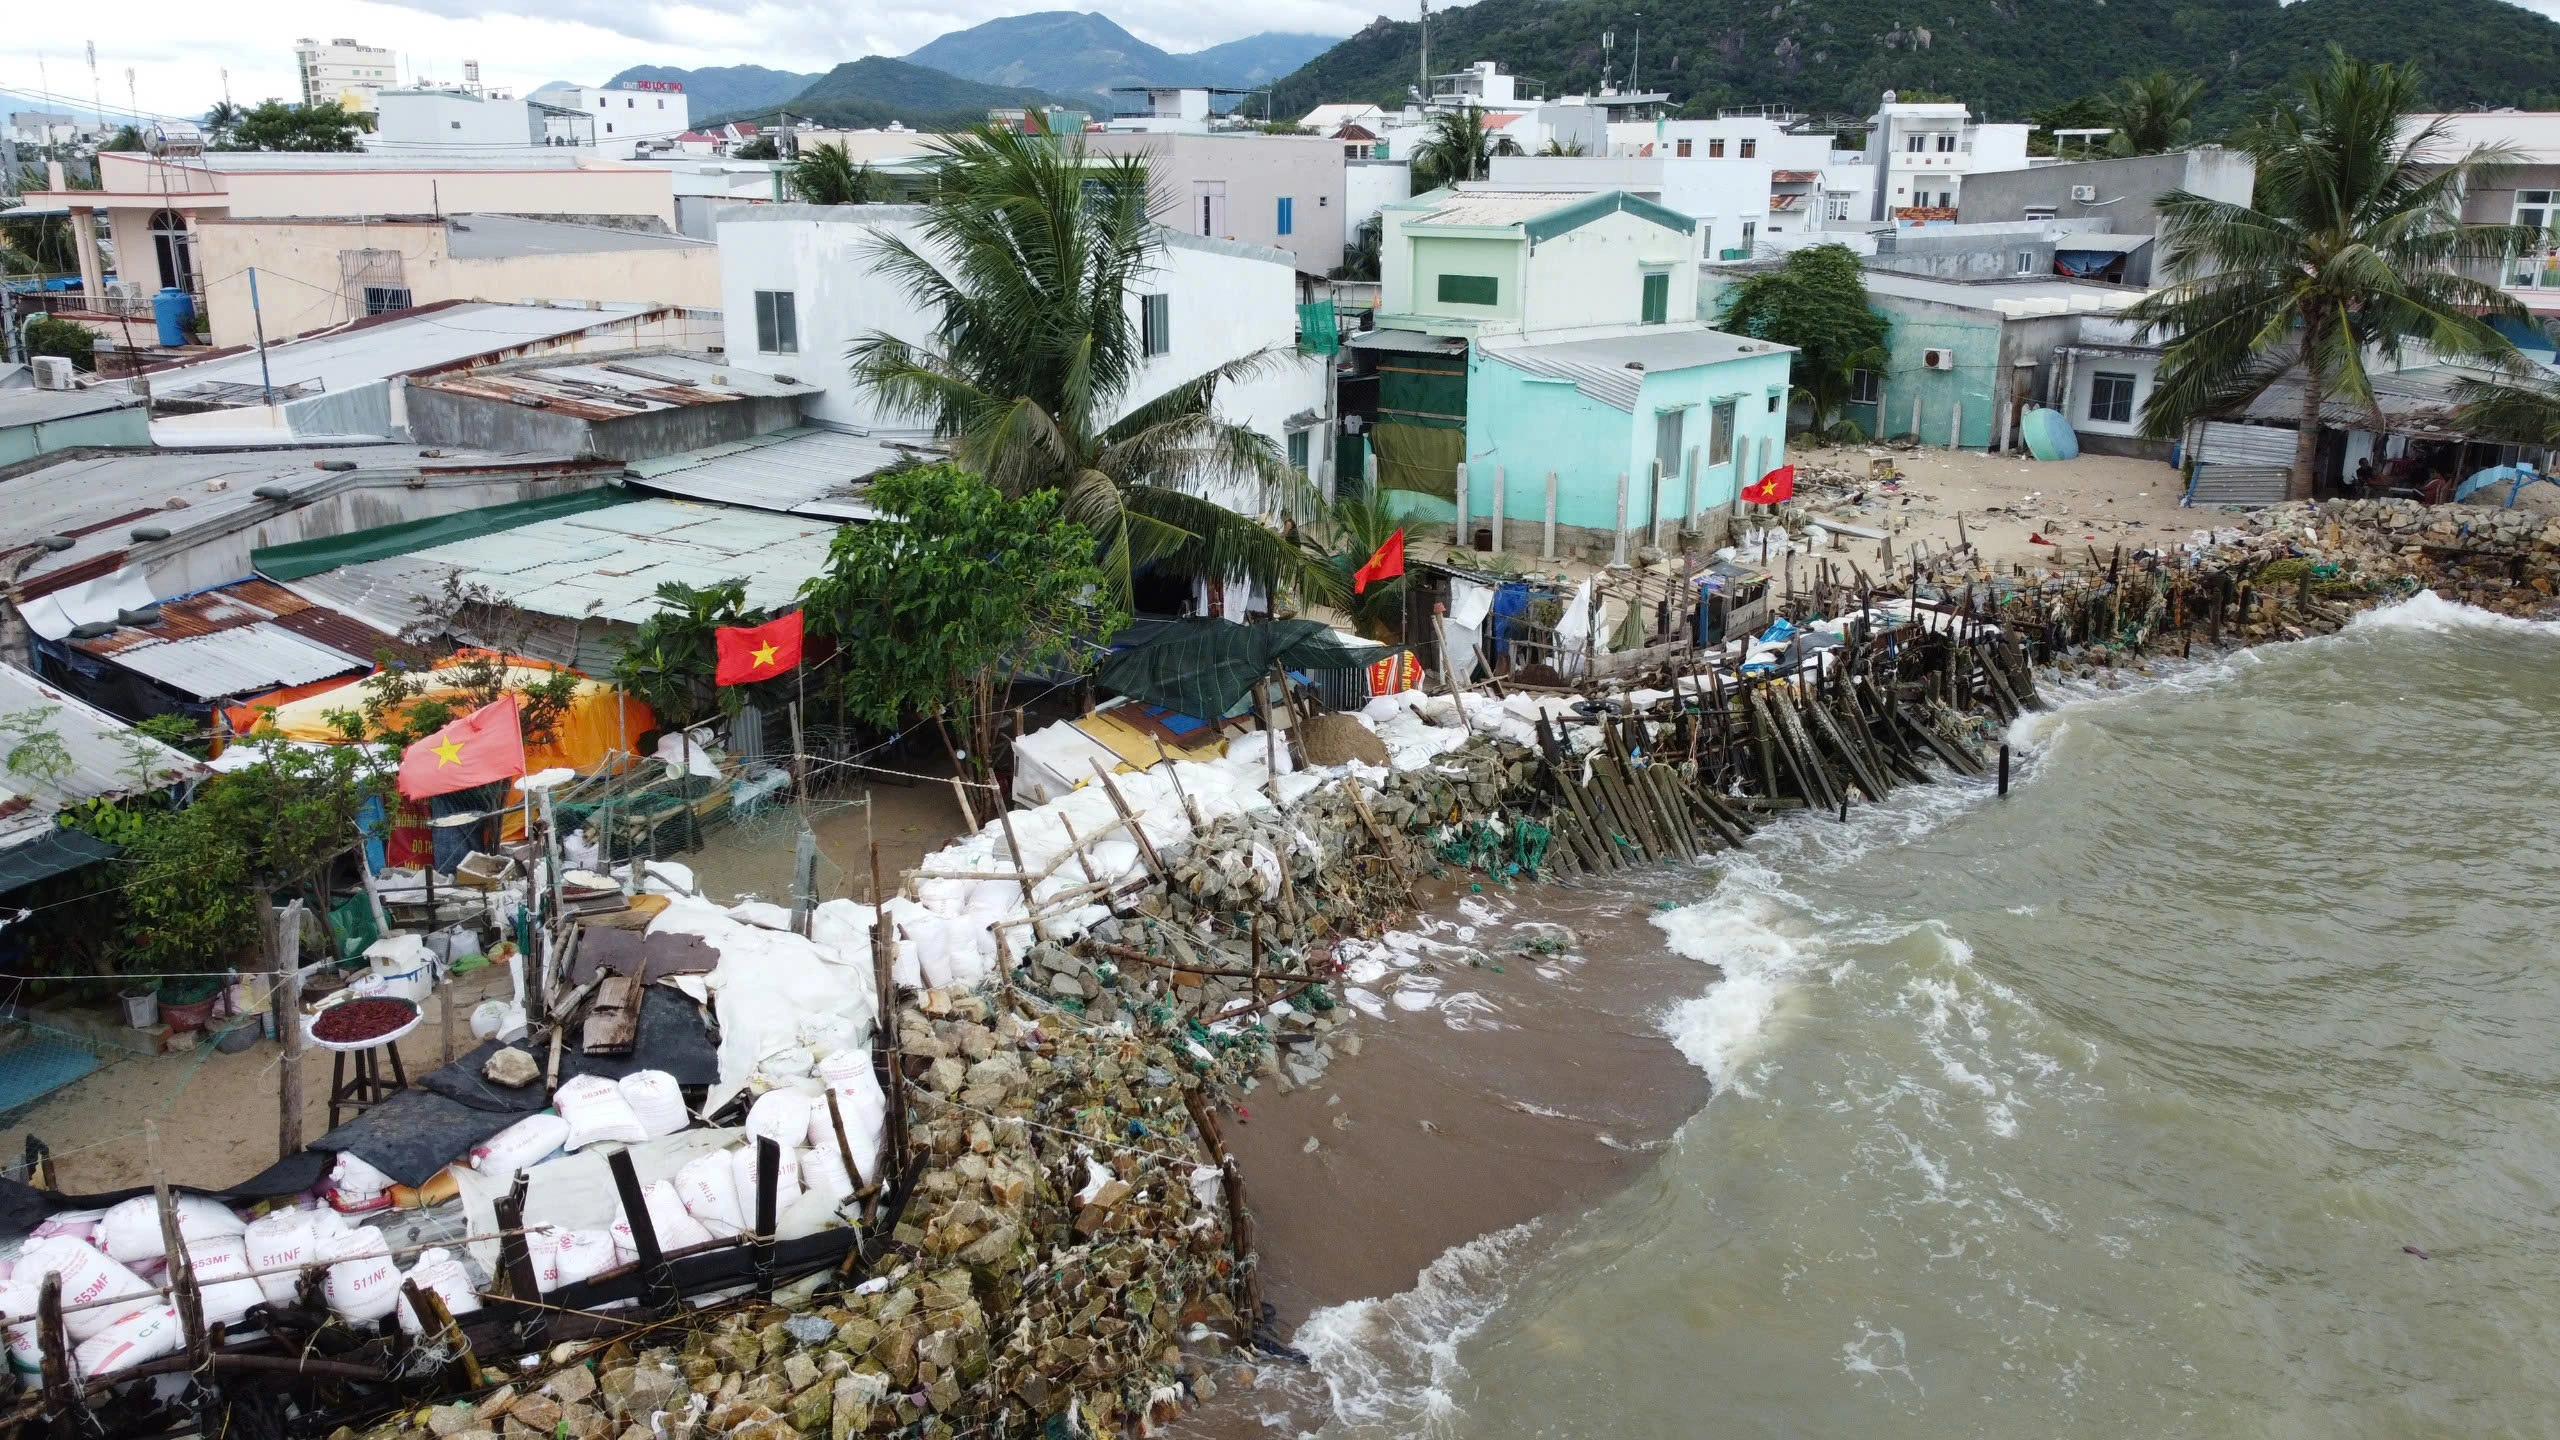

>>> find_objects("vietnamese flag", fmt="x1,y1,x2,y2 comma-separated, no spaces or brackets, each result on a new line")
1352,529,1406,595
715,611,805,686
397,694,528,802
1742,464,1796,506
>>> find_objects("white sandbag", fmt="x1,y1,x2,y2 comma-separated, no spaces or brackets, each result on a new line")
555,1074,648,1151
610,1180,714,1268
729,1142,801,1218
797,1011,859,1058
673,1151,745,1239
239,1210,321,1307
800,1143,854,1206
393,1247,483,1335
97,1194,245,1265
15,1237,152,1342
71,1303,182,1379
744,1088,813,1150
318,1227,400,1323
616,1070,690,1138
541,1228,615,1293
183,1234,264,1328
29,1211,102,1246
0,1283,42,1374
813,1049,887,1185
469,1113,569,1180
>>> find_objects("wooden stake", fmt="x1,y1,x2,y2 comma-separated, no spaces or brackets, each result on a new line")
146,1120,209,1389
274,899,304,1160
1089,763,1166,881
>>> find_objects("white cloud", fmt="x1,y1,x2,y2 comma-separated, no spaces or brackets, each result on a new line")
0,0,1392,124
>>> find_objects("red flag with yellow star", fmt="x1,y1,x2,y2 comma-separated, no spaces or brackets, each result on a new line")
396,694,527,802
714,611,805,686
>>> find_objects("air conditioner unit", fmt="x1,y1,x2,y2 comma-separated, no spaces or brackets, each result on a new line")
30,357,73,391
1922,348,1957,371
2070,184,2098,202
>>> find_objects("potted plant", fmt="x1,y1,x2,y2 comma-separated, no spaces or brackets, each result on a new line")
158,973,224,1033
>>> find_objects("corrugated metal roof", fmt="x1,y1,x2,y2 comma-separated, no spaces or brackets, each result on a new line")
2242,364,2477,435
108,623,370,700
0,664,201,851
411,354,819,422
624,427,930,517
1409,191,1591,228
0,389,145,429
1480,326,1789,412
145,303,684,404
68,578,393,690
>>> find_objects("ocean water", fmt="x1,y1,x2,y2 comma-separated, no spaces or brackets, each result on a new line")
1296,594,2560,1437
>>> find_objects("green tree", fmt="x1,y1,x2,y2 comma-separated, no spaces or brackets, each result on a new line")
1410,105,1517,188
790,142,880,204
2127,48,2533,500
798,464,1123,793
733,134,780,160
99,126,146,152
25,316,97,372
2028,94,2111,157
221,100,367,153
1714,244,1890,437
1295,494,1411,641
2101,71,2206,156
202,100,245,146
609,578,795,771
1334,215,1381,281
849,125,1322,604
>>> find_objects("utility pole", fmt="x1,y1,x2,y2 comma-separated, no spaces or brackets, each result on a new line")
1632,15,1642,93
86,42,104,141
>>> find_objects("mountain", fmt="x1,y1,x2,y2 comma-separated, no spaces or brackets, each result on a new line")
903,12,1347,105
1262,0,2560,131
596,64,823,117
709,56,1081,132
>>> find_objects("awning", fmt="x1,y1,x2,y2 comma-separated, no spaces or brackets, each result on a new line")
0,828,119,897
251,486,635,583
1347,330,1468,355
1097,618,1389,723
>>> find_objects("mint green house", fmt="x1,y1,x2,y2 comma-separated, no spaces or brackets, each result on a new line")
1351,186,1794,562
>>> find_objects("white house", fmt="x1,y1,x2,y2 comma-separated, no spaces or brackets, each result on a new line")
1105,87,1225,135
1487,155,1773,260
373,88,540,149
712,205,1331,515
1862,91,2033,221
530,82,692,155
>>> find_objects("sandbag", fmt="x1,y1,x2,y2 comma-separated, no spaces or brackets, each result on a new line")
0,1282,41,1374
813,1049,887,1184
318,1227,400,1323
744,1088,813,1150
801,1143,854,1206
729,1142,800,1219
616,1070,689,1138
468,1113,569,1180
182,1234,263,1328
534,1227,614,1294
240,1210,323,1307
555,1074,648,1151
393,1247,482,1335
97,1194,245,1265
29,1211,103,1246
15,1237,152,1341
327,1152,397,1214
610,1180,714,1267
673,1151,745,1239
71,1303,182,1380
392,1250,478,1334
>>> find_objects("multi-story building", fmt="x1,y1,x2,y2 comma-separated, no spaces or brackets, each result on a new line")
2402,112,2560,322
1862,91,2032,222
1083,133,1346,277
528,82,692,156
1488,153,1773,259
372,88,542,149
293,37,398,115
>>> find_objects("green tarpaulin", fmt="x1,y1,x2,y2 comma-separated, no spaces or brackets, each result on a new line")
251,485,633,582
0,828,117,898
1372,422,1464,500
1097,618,1389,723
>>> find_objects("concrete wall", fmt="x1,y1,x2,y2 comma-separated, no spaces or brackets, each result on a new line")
1520,209,1698,336
1609,118,1834,175
375,91,539,148
1086,134,1347,279
0,405,151,466
1407,235,1525,325
405,389,803,459
1485,156,1770,257
1955,148,2255,235
1344,161,1412,239
191,219,719,348
2452,159,2560,317
715,206,1324,511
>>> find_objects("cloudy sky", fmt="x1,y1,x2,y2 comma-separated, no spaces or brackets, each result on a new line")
0,0,1385,124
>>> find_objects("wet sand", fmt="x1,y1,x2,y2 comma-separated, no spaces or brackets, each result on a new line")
1181,871,1714,1433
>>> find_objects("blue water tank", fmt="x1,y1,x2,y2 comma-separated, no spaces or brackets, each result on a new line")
151,288,195,348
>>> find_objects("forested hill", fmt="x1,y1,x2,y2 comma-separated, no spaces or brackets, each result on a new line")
1266,0,2560,128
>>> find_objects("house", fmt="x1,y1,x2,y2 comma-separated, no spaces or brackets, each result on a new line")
2404,112,2560,321
527,81,692,155
1105,87,1241,136
1488,154,1774,261
1354,186,1792,561
1372,63,1611,161
713,204,1331,513
402,352,819,461
294,37,398,115
189,214,719,349
674,130,723,156
17,150,682,313
1861,91,2033,222
1083,133,1346,277
1704,265,2161,455
1300,103,1387,133
1334,124,1385,162
372,87,544,148
34,577,392,725
1955,148,2256,286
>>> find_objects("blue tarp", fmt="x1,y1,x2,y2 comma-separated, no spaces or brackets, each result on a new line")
2455,465,2553,507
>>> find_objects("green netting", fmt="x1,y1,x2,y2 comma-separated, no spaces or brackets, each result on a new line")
1096,618,1390,722
1297,301,1340,356
251,486,635,581
1372,422,1464,500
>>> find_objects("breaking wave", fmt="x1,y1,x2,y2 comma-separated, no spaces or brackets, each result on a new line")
1291,1223,1543,1437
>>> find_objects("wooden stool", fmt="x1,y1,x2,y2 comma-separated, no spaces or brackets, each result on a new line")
327,1041,410,1129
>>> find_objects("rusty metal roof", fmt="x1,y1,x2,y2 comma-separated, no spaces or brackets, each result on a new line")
68,578,392,697
408,353,820,423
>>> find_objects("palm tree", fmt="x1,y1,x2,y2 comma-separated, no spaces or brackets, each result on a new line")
1537,138,1589,157
203,101,245,148
2126,47,2535,501
2101,72,2205,156
849,126,1325,604
1413,105,1508,188
791,144,879,205
1297,494,1411,640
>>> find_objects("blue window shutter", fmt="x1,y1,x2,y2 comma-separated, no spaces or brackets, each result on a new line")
1278,197,1294,235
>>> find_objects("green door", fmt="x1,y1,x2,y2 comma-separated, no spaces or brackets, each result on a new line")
1641,271,1670,325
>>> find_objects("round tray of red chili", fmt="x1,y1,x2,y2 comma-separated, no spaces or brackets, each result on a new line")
305,995,423,1051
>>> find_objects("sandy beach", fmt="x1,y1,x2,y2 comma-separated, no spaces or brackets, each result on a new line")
1788,442,2203,570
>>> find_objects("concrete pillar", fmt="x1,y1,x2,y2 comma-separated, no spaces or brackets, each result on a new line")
1682,444,1701,538
1613,470,1630,566
1651,459,1673,552
71,206,103,305
1453,462,1470,548
1542,471,1558,561
1993,392,2010,456
1911,393,1924,446
1491,465,1506,555
1949,399,1963,452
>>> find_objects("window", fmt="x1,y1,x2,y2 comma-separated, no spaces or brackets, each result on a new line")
1740,221,1756,253
1287,428,1311,476
2089,371,2136,425
598,98,607,108
1641,270,1670,325
1936,191,1951,209
1141,293,1171,356
2016,249,2035,274
605,123,613,133
1277,196,1294,236
1437,273,1500,306
450,120,462,130
1905,134,1926,153
1676,138,1692,157
1708,138,1726,157
1654,408,1685,476
657,99,665,109
1738,138,1756,158
1935,133,1956,153
2515,191,2555,286
1708,398,1736,465
626,98,635,108
362,286,412,315
754,290,798,354
2023,204,2056,221
1767,391,1781,414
